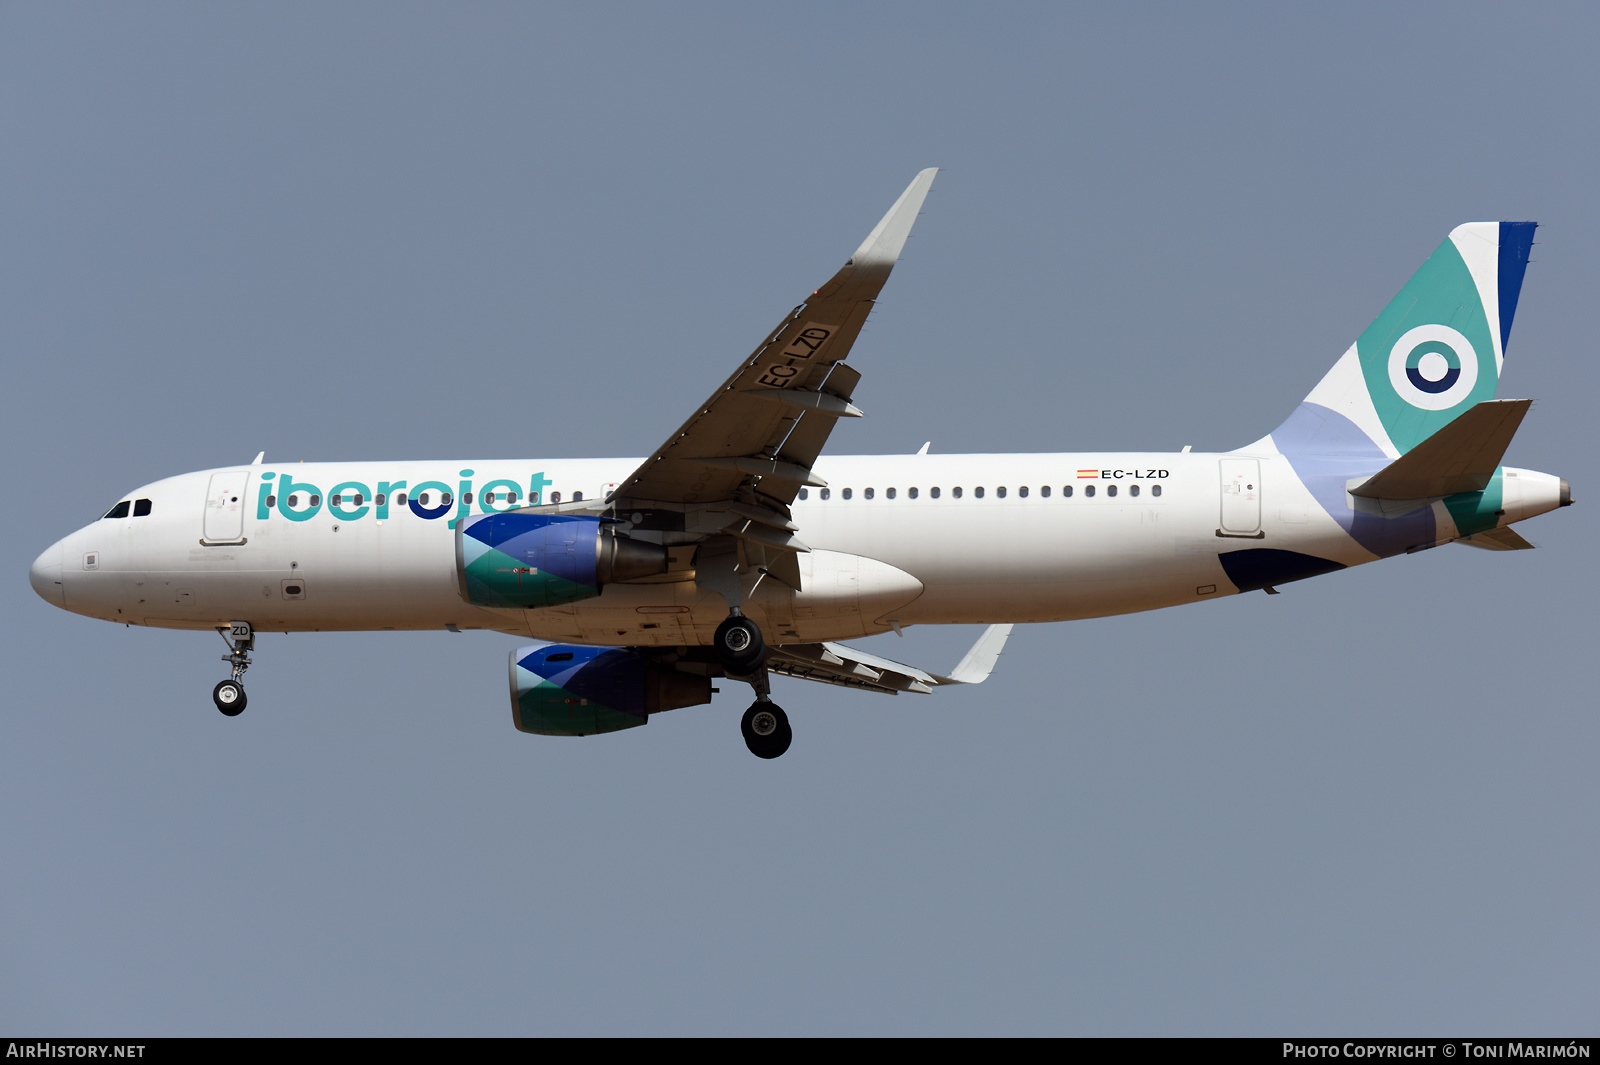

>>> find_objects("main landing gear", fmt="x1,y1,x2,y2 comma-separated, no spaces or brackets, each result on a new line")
741,698,791,759
714,609,765,674
213,621,254,716
730,642,790,759
713,607,789,758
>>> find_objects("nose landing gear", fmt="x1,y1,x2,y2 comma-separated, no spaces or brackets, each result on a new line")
213,621,254,716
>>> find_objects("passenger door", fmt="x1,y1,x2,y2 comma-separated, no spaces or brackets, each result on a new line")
203,470,252,543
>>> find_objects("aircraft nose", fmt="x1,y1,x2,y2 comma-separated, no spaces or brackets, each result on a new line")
29,541,65,607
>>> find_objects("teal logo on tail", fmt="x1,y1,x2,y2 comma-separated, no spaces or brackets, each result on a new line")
1387,323,1478,410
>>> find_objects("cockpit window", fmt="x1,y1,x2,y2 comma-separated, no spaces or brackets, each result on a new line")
104,501,131,519
133,498,153,517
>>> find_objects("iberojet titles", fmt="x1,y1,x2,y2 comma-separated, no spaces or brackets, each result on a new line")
254,465,1177,529
257,470,555,529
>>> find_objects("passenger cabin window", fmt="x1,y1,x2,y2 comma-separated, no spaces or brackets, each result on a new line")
1063,485,1073,497
953,487,963,498
909,487,918,499
843,488,853,500
376,493,385,506
104,501,131,519
395,492,407,506
886,487,896,499
1018,486,1028,498
440,493,452,506
820,488,831,500
464,492,474,504
1129,484,1140,497
550,492,561,503
975,486,985,499
133,498,152,516
864,488,874,500
1084,485,1095,497
266,495,276,507
572,492,582,502
1107,484,1117,497
930,487,940,499
1040,485,1050,498
798,488,809,500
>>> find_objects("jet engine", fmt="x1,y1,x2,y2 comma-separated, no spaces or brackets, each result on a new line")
456,512,667,609
509,644,712,736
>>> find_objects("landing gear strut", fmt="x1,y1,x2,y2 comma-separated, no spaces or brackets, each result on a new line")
694,541,783,756
213,621,253,716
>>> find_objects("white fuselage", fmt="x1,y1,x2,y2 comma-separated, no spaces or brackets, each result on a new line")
30,451,1564,646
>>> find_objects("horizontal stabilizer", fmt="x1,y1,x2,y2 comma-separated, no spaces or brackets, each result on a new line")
1350,399,1531,500
1457,527,1536,551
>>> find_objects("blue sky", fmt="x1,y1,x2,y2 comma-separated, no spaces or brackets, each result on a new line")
3,3,1597,1034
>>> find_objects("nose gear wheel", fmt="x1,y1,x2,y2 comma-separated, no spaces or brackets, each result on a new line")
212,680,246,715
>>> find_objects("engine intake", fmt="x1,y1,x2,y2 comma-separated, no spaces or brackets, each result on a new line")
509,644,712,736
456,512,667,609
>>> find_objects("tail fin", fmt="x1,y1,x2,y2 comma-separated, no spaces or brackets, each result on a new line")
1276,222,1536,458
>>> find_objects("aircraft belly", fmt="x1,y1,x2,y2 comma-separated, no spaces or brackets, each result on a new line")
800,498,1201,623
525,549,926,645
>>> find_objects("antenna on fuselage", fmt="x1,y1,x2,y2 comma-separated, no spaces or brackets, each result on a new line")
251,451,265,465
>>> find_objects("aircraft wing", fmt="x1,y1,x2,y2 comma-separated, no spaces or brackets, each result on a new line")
607,169,937,514
765,624,1013,696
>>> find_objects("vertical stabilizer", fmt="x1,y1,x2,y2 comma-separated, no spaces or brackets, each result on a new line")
1276,222,1536,459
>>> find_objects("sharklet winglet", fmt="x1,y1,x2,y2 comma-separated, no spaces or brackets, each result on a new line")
933,624,1014,686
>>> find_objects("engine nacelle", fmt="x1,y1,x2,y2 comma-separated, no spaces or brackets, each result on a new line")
456,512,667,609
509,644,713,736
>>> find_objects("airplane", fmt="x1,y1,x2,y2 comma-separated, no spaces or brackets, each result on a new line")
27,169,1573,758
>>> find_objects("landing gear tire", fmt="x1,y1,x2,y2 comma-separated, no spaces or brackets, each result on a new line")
213,680,247,716
715,614,766,674
741,701,791,759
